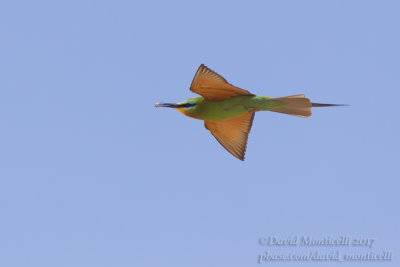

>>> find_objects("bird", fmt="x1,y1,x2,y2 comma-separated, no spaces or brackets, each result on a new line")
155,64,343,161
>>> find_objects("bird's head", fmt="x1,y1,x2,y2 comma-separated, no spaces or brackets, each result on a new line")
155,98,202,118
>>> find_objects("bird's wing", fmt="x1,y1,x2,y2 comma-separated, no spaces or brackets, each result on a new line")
190,64,254,101
204,112,255,161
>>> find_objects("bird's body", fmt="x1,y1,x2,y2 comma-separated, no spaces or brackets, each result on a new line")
176,96,287,120
156,64,343,160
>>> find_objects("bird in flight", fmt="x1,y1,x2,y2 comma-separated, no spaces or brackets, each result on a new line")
156,64,342,161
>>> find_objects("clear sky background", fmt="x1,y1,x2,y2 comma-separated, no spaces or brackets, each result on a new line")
1,0,399,266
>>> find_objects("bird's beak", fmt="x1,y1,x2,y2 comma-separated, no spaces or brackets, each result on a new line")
155,102,179,108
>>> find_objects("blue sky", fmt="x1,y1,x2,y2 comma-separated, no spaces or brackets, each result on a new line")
0,0,399,266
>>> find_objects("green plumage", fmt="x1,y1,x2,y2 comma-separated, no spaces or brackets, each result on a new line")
181,96,288,120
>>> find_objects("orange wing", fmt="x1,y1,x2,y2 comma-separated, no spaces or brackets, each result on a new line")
204,112,255,161
190,64,253,101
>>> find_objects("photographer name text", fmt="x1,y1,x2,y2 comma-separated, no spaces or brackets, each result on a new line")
259,236,375,248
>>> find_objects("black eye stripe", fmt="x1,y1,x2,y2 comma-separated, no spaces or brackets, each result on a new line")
177,103,195,108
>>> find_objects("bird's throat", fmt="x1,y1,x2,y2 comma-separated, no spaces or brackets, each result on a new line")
177,108,197,119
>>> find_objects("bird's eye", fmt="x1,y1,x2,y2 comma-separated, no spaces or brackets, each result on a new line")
178,103,195,108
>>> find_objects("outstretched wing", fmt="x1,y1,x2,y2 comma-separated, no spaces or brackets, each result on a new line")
204,112,255,161
190,64,253,101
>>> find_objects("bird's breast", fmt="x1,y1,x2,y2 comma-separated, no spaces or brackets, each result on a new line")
194,96,253,120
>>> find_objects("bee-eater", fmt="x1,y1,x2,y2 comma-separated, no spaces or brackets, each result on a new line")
156,64,342,161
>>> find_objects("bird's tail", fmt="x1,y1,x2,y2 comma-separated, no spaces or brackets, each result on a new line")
271,94,344,118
